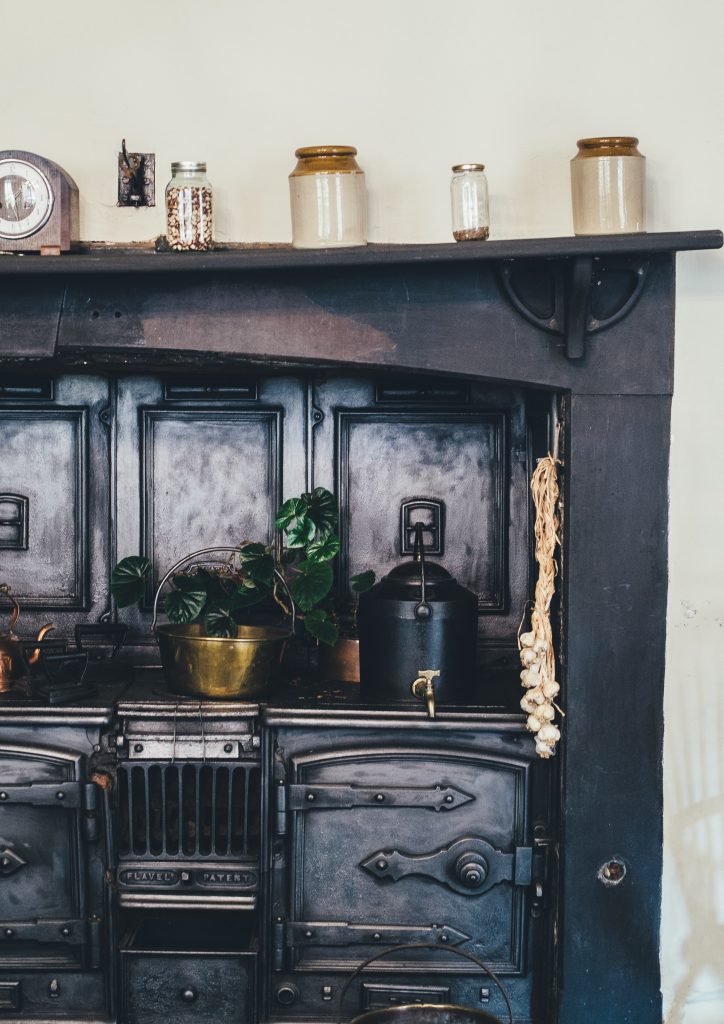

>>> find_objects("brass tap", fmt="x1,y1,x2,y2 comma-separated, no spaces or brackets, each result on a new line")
411,669,440,719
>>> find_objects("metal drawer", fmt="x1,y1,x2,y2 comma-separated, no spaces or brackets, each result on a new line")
120,920,256,1024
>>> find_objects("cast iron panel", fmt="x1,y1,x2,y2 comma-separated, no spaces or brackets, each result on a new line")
280,745,531,975
336,411,507,610
0,744,90,968
139,407,282,596
0,408,88,609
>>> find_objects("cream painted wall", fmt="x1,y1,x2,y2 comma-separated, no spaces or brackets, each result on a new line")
5,1,723,1019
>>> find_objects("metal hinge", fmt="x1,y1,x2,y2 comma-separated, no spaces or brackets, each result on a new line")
0,781,100,842
284,921,471,948
0,781,86,808
530,834,553,916
284,783,473,812
0,918,89,946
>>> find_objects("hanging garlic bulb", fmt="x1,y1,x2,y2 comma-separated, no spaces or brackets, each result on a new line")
517,451,563,760
520,668,541,688
542,680,560,699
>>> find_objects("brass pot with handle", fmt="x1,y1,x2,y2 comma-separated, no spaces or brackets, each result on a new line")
0,583,54,691
151,547,295,699
340,943,513,1024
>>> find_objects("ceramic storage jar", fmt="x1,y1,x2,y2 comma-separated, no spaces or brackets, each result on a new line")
289,146,367,249
570,136,645,235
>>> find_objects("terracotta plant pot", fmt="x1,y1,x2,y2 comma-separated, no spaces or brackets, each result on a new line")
318,637,360,684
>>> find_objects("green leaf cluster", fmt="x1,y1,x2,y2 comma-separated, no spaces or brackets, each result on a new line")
111,488,373,648
275,488,340,644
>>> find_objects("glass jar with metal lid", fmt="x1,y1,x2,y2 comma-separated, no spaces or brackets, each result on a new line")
289,146,367,249
450,163,489,241
165,161,213,251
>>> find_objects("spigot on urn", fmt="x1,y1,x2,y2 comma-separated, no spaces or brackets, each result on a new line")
411,669,440,719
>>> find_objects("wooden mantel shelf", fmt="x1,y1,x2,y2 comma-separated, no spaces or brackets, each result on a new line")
0,230,720,276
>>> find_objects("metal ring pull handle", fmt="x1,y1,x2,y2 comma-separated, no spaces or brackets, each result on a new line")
412,524,431,621
0,585,20,634
151,545,296,636
339,942,513,1024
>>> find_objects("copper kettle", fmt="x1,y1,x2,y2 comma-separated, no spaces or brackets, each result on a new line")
0,584,54,691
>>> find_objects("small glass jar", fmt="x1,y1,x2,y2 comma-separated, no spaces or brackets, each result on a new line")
450,164,489,241
570,137,645,235
289,146,367,249
165,161,213,251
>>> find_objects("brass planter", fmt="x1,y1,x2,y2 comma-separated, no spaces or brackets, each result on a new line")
342,944,511,1024
152,546,295,700
351,1007,504,1024
156,622,290,700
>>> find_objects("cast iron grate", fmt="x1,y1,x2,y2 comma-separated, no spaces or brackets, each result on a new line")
116,762,260,859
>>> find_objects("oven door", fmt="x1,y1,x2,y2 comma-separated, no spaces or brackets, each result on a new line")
273,743,535,979
0,743,100,969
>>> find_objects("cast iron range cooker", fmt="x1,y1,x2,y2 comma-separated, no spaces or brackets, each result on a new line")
0,232,719,1024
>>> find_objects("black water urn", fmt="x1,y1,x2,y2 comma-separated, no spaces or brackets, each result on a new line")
358,524,478,714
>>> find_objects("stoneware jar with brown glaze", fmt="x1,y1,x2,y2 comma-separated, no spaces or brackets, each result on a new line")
570,136,646,235
289,145,367,249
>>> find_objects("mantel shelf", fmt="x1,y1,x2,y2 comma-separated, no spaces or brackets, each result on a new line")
0,230,720,276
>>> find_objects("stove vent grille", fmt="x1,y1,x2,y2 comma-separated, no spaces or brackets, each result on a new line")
116,762,260,859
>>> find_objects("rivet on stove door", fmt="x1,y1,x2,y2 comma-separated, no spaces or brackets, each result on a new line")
306,793,315,801
373,933,382,941
60,926,71,937
223,743,233,753
440,933,449,943
4,929,14,937
376,859,388,871
133,744,144,754
56,791,65,800
445,794,454,803
305,929,314,938
0,793,7,800
375,793,385,802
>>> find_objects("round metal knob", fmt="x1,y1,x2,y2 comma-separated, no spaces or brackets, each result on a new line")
455,852,488,889
276,984,299,1006
180,986,197,1003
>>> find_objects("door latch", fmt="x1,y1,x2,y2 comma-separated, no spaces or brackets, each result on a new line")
361,836,533,896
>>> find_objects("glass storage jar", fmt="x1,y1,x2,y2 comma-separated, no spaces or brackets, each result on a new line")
165,161,213,251
289,146,367,249
450,164,489,241
570,137,645,235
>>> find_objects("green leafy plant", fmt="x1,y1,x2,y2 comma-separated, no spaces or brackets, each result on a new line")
111,488,345,644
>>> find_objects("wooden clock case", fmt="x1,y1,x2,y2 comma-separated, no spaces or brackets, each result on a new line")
0,150,79,253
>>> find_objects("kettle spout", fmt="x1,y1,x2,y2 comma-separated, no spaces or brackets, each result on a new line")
411,669,440,719
26,623,55,666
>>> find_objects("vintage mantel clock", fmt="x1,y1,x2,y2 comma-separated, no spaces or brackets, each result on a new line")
0,150,79,254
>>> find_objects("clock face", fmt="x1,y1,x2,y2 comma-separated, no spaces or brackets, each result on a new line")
0,159,54,239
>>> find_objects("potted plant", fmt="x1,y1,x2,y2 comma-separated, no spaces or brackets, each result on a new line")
110,488,354,697
112,487,344,640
